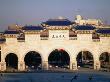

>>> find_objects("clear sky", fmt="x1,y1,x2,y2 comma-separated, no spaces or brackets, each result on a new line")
0,0,110,31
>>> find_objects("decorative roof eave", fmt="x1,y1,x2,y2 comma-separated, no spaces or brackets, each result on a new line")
42,18,73,26
75,29,95,31
4,30,19,34
97,33,110,35
23,29,44,31
76,30,94,34
44,25,72,30
24,31,41,34
47,28,70,30
45,24,73,26
22,25,44,31
96,28,110,34
44,24,73,27
76,29,95,31
23,30,43,32
74,25,96,30
23,30,43,34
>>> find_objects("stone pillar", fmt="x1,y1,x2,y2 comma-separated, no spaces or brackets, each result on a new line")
18,61,25,71
42,61,48,70
70,61,77,70
94,60,100,70
0,61,6,71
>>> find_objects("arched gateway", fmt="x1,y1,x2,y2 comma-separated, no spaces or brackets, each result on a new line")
100,52,110,69
0,17,110,71
24,51,42,70
48,49,70,69
5,53,18,71
77,51,94,69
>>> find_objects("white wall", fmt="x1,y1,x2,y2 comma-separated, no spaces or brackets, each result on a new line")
0,29,110,71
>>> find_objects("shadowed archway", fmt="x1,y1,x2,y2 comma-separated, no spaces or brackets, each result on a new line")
76,51,93,69
48,49,70,69
100,52,110,69
5,53,18,70
24,51,42,70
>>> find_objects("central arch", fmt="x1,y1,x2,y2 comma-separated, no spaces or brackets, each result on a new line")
24,51,42,70
5,53,18,71
76,51,94,69
48,49,70,69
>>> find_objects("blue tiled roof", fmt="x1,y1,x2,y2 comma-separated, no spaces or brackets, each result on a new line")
96,28,110,34
43,19,73,26
23,26,44,30
74,25,96,30
4,30,19,34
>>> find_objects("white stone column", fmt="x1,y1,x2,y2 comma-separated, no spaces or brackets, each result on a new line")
42,61,48,70
94,60,100,70
92,50,101,70
94,55,100,70
18,61,25,71
0,61,6,71
0,49,6,71
70,58,78,70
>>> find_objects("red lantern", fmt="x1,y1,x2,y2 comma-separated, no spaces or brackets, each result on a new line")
59,49,64,51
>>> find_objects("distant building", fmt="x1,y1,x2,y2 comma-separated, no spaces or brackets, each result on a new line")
75,15,103,26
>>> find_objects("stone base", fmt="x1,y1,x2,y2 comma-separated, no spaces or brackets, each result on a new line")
70,61,78,70
42,61,48,70
0,62,6,71
18,61,25,71
94,61,100,70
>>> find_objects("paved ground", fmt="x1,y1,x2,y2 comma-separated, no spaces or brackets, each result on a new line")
0,69,110,82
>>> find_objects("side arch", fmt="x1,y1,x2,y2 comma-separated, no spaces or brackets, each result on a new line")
74,48,95,59
75,48,95,69
99,52,110,68
23,50,42,69
5,53,18,70
22,50,44,62
3,51,19,62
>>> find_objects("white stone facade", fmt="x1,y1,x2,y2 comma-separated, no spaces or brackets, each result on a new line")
0,20,110,71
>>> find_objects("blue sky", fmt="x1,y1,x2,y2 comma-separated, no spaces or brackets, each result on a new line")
0,0,110,31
